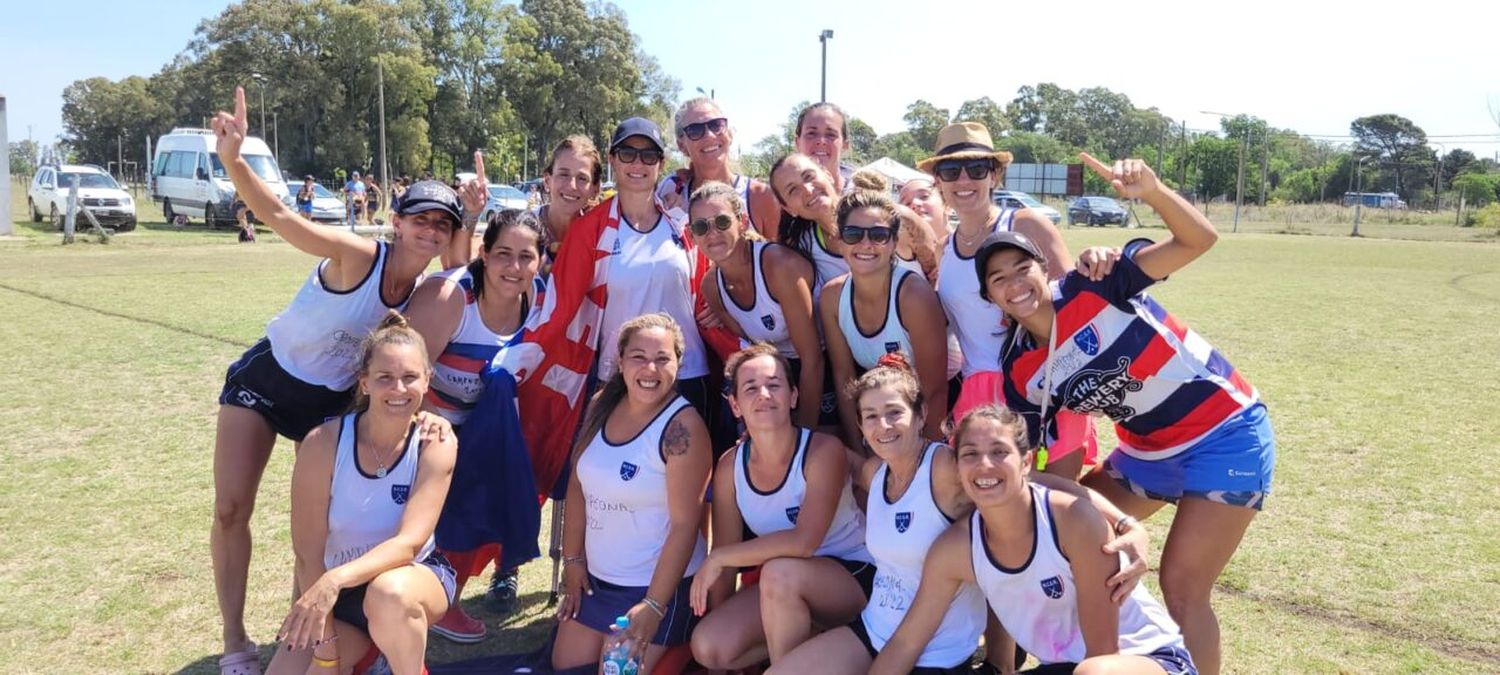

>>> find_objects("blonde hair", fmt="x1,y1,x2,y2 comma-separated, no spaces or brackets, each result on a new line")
850,168,891,193
350,311,431,413
545,135,603,187
689,181,762,242
674,97,721,139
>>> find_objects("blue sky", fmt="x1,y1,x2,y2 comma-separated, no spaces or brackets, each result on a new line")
5,0,1499,162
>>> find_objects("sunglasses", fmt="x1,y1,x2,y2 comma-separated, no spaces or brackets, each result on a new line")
689,213,735,237
840,225,895,246
934,159,995,182
682,117,728,141
613,146,663,166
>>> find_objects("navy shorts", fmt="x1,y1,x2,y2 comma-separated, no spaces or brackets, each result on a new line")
218,338,352,442
1019,644,1196,674
576,573,697,646
846,615,970,673
827,556,878,600
788,357,841,428
331,551,457,633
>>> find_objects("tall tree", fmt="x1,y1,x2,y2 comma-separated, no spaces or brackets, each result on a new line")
903,100,950,154
845,117,879,165
1350,114,1430,200
9,140,39,177
953,96,1010,136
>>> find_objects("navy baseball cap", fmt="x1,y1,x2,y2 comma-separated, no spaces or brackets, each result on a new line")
610,117,665,153
974,230,1047,301
396,180,463,225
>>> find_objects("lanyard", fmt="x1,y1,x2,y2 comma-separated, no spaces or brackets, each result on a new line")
1034,312,1058,472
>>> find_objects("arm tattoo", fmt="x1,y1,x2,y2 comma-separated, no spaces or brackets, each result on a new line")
662,418,692,457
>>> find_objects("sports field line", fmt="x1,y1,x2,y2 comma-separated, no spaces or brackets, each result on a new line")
0,281,253,349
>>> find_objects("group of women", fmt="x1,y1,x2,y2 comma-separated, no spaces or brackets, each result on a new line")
205,82,1274,675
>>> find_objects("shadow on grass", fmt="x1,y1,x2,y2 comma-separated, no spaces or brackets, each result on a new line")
171,591,555,675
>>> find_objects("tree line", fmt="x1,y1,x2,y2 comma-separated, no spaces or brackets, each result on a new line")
20,0,1500,209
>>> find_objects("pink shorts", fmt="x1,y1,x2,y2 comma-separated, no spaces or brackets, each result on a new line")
951,371,1098,465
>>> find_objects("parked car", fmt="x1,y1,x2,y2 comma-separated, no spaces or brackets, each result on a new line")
297,183,349,224
28,164,137,231
477,184,531,222
150,127,287,228
1068,196,1128,226
993,190,1062,225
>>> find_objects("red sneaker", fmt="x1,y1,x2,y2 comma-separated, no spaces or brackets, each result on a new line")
428,605,486,643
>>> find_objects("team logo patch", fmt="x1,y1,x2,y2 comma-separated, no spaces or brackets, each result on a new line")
761,314,777,331
894,512,912,533
611,238,622,255
884,341,900,354
1074,324,1101,356
1039,575,1065,599
785,506,801,524
619,461,639,481
390,484,410,505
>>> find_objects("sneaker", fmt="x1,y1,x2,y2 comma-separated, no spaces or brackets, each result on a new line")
486,568,519,616
429,604,487,643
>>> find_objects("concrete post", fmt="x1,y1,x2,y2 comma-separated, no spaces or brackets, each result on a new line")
0,95,12,236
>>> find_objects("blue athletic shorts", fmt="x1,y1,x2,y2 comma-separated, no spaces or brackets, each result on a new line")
331,551,457,633
576,573,697,646
218,338,352,442
1104,402,1274,510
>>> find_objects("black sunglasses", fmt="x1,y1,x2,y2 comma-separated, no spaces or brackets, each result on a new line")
934,159,995,182
613,146,663,166
682,117,728,141
840,225,895,246
689,213,735,236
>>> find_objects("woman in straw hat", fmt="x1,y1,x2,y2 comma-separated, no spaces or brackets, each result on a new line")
920,121,1098,480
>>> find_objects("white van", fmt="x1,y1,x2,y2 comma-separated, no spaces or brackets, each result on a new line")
150,128,288,227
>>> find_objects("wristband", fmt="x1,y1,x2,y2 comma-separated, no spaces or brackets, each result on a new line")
1113,515,1138,536
312,656,339,668
563,555,586,567
642,596,667,619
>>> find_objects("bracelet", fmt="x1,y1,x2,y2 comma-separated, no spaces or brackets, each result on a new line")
1113,515,1138,536
563,555,586,567
641,596,667,619
312,656,339,668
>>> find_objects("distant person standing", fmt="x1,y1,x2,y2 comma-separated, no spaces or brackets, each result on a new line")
296,176,316,219
364,175,384,225
344,171,367,226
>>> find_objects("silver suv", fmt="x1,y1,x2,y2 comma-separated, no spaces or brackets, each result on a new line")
28,164,138,231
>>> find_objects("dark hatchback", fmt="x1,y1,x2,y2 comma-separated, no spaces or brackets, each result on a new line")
1067,196,1128,226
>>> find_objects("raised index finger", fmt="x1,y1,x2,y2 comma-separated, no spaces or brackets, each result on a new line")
1078,152,1114,180
474,150,487,185
234,87,248,127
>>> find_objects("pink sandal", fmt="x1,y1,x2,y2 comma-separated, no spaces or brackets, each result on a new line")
218,642,262,675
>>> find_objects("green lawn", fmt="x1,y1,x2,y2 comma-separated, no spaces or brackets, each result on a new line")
1,184,1496,673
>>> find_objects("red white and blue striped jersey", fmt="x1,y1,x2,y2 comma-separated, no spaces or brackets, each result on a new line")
1000,240,1258,460
425,267,541,426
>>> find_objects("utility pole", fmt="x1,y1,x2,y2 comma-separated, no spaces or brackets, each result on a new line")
1259,131,1270,206
378,58,389,218
1352,156,1367,237
1178,122,1187,193
819,30,834,103
1157,121,1166,179
1233,133,1245,232
251,73,267,139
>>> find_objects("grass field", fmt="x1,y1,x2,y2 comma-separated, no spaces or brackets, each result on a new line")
1,183,1497,673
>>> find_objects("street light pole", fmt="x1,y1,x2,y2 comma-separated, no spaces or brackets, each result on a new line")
251,73,267,139
1430,141,1446,211
819,30,834,103
377,57,389,218
1352,155,1368,237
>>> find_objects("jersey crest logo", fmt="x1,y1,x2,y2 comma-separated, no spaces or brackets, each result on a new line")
1040,575,1065,599
894,511,912,533
884,341,900,354
785,506,801,524
619,461,639,481
761,314,777,331
1073,324,1101,356
390,484,410,505
611,238,622,255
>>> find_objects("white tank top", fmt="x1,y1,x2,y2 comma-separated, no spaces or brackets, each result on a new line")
597,212,709,380
937,210,1015,377
424,267,534,426
861,444,986,667
800,228,849,309
894,252,923,277
323,413,434,570
715,241,797,358
838,268,961,380
732,428,870,561
266,242,411,390
659,173,759,232
576,397,708,586
970,484,1187,665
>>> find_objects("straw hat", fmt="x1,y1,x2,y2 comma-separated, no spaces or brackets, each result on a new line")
916,121,1014,173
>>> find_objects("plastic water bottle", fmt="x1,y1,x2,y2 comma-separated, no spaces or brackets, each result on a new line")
601,615,640,675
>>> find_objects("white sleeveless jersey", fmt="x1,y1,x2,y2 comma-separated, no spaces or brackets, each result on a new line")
323,413,434,570
658,173,759,232
862,444,986,667
597,214,709,380
424,267,538,426
838,268,961,380
800,228,849,309
576,397,707,586
716,241,797,358
970,484,1187,665
894,252,923,278
732,428,870,562
937,210,1016,377
266,242,411,390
